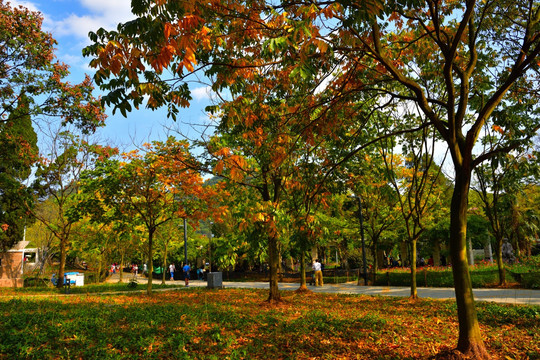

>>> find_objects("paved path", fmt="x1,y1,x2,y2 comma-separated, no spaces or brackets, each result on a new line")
108,273,540,306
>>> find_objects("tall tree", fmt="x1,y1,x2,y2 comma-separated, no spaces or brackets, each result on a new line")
381,118,450,298
0,1,104,133
32,130,108,288
473,147,540,283
0,96,37,250
0,1,105,249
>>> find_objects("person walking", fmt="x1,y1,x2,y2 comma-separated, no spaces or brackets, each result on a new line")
169,263,176,281
183,263,191,286
197,265,205,280
312,259,323,286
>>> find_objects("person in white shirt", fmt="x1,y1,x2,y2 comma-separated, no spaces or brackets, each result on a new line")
312,259,323,286
169,263,176,281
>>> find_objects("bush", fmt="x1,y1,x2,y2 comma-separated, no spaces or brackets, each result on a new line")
23,276,50,288
374,264,519,288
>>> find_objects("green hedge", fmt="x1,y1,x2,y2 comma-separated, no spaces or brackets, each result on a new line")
373,267,531,288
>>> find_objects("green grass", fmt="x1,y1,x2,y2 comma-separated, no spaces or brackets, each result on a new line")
3,281,184,296
0,288,538,359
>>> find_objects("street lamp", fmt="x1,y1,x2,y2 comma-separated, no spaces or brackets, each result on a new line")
208,222,214,273
183,218,188,266
351,195,368,285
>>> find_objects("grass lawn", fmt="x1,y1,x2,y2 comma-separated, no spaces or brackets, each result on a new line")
0,287,538,359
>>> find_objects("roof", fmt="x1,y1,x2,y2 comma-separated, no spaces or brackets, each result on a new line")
10,241,30,250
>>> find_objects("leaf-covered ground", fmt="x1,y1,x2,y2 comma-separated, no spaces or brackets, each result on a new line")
0,288,538,359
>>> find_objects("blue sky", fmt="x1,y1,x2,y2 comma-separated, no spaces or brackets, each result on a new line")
11,0,213,150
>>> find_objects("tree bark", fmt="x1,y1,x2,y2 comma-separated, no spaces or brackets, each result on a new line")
96,259,102,284
399,241,408,267
267,231,281,302
297,251,308,292
119,251,124,282
410,238,418,299
450,170,489,358
147,229,154,295
433,238,441,267
495,237,505,285
162,242,168,285
371,240,379,283
56,237,67,289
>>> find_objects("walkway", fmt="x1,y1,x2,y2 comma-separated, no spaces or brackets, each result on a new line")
108,273,540,306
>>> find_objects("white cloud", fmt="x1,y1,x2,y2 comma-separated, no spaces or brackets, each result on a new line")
46,0,135,41
8,0,39,12
192,86,213,102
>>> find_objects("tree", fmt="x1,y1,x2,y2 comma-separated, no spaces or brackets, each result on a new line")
78,138,222,295
380,120,451,298
342,153,400,282
0,1,105,250
0,96,38,250
473,147,540,283
84,0,539,356
32,130,107,288
342,3,539,355
0,1,104,132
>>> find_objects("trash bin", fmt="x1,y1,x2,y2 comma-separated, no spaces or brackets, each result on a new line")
207,272,223,289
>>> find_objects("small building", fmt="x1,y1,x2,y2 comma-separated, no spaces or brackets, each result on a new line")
0,241,38,287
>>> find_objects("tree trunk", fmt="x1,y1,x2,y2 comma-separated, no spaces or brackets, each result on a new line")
119,251,124,282
147,229,154,295
162,243,168,285
96,259,102,284
399,241,408,267
410,239,417,299
372,240,380,283
56,237,67,289
278,243,283,282
450,170,489,358
434,238,441,267
495,236,505,285
267,231,281,302
297,251,308,292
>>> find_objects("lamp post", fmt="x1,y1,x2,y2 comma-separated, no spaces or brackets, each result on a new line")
352,195,368,285
183,218,188,266
208,222,213,273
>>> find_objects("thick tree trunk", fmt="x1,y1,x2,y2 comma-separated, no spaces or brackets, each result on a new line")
410,239,417,299
56,237,67,289
267,232,281,302
450,171,489,358
297,251,308,292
